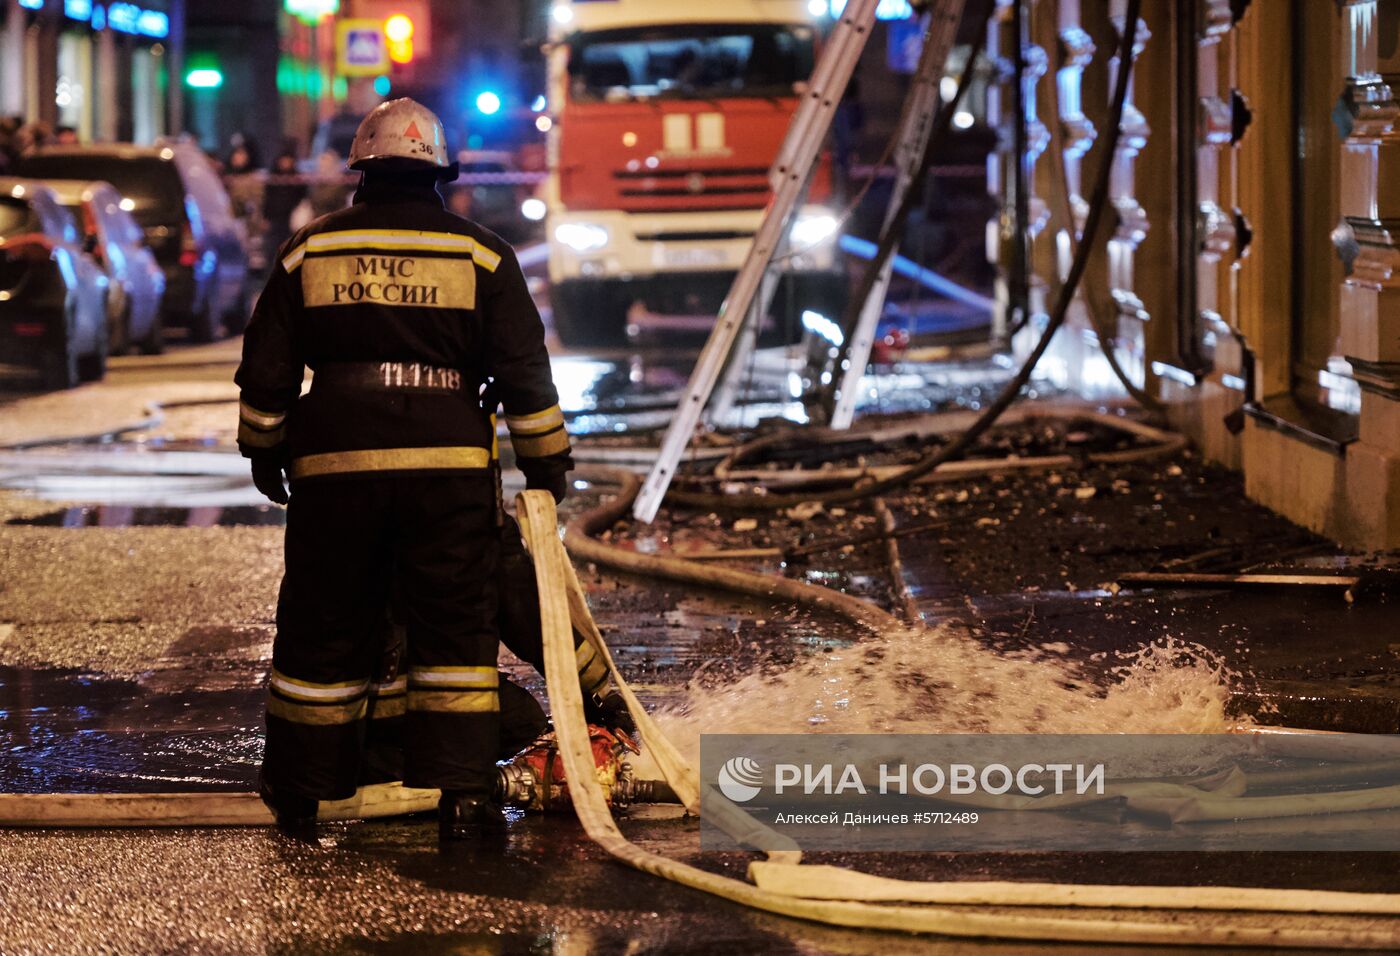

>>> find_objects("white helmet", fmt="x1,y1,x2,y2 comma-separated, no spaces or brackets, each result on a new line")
347,97,450,170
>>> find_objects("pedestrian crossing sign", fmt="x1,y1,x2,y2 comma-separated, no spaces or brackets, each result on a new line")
336,19,389,77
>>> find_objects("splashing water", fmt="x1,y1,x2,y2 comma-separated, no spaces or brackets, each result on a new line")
653,626,1245,766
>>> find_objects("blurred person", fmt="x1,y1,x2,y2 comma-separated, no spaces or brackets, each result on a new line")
307,149,351,219
16,121,54,155
54,125,79,146
227,144,257,174
236,99,573,841
224,143,265,225
0,116,22,173
261,150,306,268
223,145,267,274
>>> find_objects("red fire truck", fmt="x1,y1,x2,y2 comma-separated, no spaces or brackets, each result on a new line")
544,0,847,345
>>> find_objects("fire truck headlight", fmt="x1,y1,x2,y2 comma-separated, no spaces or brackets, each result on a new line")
555,222,609,253
791,212,839,247
521,198,547,221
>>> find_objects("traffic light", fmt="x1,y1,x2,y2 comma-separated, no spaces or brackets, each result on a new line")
385,13,414,64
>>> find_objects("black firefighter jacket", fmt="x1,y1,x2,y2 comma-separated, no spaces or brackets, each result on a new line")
234,178,571,489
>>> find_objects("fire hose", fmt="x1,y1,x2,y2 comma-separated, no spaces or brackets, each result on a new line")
528,479,1400,947
0,481,1397,944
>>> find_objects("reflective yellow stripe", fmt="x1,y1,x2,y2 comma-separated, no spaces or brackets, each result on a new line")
239,401,286,429
239,422,286,448
577,644,611,696
410,666,499,677
282,243,307,273
505,404,565,434
408,689,500,713
290,446,491,479
372,677,408,696
307,229,474,251
267,694,368,726
368,677,408,719
490,413,499,461
285,230,501,272
409,667,499,690
511,429,571,458
270,670,370,702
370,696,407,719
470,244,501,272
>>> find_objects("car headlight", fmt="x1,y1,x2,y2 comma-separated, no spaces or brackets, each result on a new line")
521,198,547,222
554,221,609,253
791,212,839,247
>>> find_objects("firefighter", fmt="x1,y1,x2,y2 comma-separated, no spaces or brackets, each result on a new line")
235,98,573,841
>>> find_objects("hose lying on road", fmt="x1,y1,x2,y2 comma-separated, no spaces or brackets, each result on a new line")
2,480,1399,945
0,782,438,828
699,408,1185,492
525,480,1400,947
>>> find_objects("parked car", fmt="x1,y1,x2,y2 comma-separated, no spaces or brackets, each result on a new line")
45,179,166,355
0,178,109,388
16,141,249,342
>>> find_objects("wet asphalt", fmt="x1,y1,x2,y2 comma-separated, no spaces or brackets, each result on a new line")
2,338,1400,953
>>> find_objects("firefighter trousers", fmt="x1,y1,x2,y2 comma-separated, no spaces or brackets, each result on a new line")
263,474,500,801
359,513,606,787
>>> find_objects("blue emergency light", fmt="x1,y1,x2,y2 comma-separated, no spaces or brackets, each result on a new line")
475,91,502,116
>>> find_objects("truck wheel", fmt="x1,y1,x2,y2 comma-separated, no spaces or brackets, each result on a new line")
550,284,628,348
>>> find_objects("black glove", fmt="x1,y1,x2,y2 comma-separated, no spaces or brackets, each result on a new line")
520,453,573,505
251,457,289,505
526,470,567,504
585,690,637,737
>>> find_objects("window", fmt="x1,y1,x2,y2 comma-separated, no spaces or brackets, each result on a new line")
568,23,815,102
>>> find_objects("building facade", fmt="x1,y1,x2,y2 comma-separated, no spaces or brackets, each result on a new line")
183,0,280,160
0,0,183,142
988,0,1400,550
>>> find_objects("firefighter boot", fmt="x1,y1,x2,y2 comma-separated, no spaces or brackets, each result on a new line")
439,791,507,842
259,775,319,841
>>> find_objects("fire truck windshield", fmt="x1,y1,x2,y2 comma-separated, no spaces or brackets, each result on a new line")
567,23,815,102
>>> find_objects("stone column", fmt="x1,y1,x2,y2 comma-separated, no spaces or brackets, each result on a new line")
1338,0,1400,548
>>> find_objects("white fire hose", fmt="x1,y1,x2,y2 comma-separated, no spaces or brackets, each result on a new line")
1,485,1398,946
520,483,1400,948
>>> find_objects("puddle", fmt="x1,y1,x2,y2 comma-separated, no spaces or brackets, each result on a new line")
0,666,262,793
8,505,286,528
